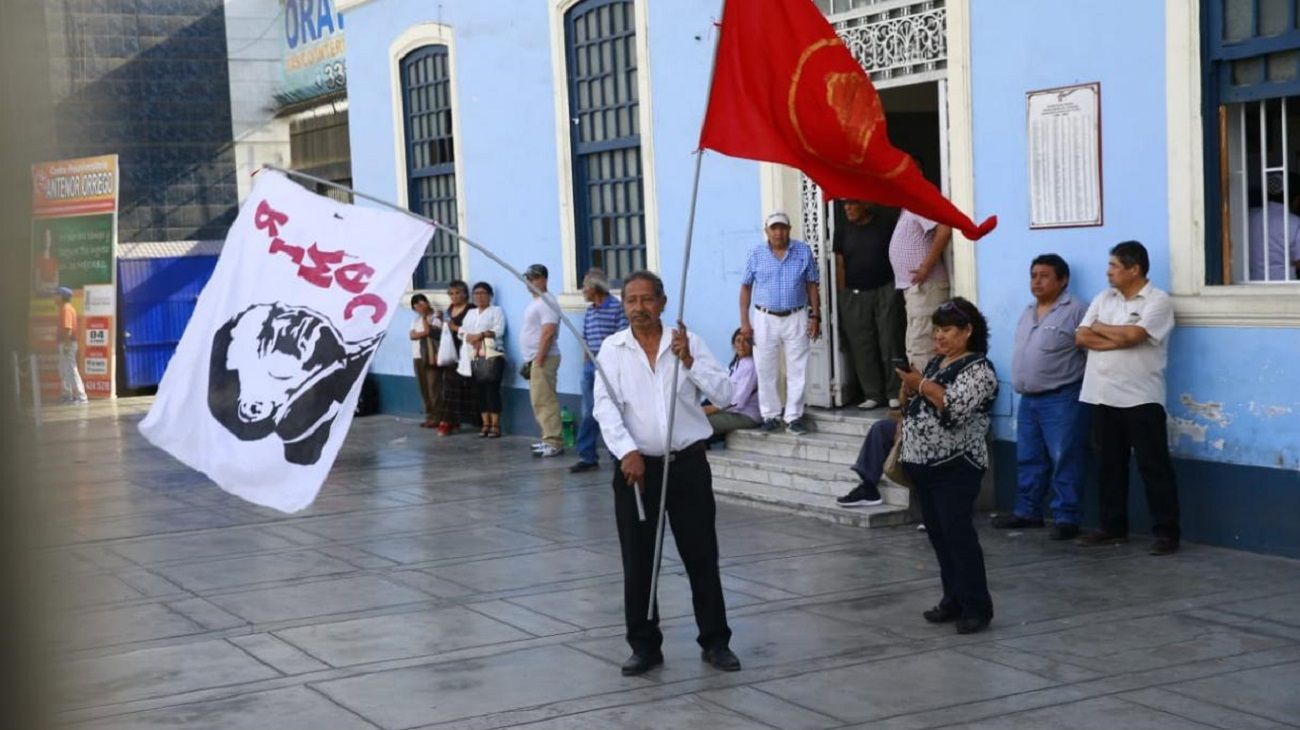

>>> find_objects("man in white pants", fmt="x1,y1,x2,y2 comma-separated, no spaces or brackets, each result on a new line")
738,212,821,436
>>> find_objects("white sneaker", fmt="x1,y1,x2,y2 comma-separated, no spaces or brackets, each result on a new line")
535,444,564,458
857,399,881,410
531,442,546,451
889,398,901,409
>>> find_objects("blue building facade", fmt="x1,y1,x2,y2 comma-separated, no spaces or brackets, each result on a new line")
339,0,1299,557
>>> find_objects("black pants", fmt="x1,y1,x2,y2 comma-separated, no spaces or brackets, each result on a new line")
613,447,731,655
1095,403,1181,540
904,458,993,621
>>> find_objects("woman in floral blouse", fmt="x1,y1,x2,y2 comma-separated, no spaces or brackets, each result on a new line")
895,297,999,635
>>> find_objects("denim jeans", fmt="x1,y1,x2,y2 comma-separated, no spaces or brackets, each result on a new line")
577,360,603,464
1014,382,1090,525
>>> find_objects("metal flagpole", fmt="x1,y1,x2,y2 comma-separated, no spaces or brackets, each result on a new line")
261,164,648,522
645,2,726,620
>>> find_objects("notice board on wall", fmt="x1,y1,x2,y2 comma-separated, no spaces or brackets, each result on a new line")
1027,82,1103,229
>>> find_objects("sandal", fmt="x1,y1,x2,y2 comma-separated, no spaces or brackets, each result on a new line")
479,424,490,438
487,426,501,439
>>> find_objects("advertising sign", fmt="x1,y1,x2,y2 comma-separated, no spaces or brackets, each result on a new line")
275,0,347,106
29,154,119,400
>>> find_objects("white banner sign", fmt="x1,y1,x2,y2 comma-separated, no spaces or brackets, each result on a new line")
140,171,433,512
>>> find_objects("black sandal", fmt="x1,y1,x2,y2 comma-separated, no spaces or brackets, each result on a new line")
487,426,501,439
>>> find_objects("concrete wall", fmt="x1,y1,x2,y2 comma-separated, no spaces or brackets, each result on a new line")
343,0,761,425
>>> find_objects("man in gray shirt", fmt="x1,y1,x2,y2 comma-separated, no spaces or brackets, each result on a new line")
993,254,1089,540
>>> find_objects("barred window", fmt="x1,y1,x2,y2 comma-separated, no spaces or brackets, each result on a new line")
1206,0,1300,284
565,0,646,287
401,45,460,289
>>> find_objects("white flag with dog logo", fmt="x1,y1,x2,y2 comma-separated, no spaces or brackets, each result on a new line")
140,171,433,512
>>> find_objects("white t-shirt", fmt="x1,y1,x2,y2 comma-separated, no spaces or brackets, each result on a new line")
409,312,428,359
1078,282,1175,408
522,293,561,361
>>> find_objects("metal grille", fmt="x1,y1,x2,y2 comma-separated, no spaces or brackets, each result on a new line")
401,45,460,289
566,0,646,287
1223,97,1300,282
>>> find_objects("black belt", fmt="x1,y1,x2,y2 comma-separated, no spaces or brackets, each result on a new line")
1023,380,1082,398
640,440,708,464
754,305,805,317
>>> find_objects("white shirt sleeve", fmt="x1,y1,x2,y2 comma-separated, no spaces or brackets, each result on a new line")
1078,293,1103,329
592,347,638,460
683,333,732,407
1140,293,1176,345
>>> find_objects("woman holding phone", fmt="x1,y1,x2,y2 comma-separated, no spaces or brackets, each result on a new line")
894,297,999,634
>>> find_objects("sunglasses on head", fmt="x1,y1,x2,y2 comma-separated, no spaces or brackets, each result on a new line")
937,300,971,325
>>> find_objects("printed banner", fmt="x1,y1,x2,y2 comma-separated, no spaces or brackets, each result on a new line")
275,0,346,106
139,171,433,513
29,154,119,400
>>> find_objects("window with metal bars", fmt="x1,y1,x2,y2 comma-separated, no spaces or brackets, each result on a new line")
565,0,647,288
401,45,461,289
1206,0,1300,284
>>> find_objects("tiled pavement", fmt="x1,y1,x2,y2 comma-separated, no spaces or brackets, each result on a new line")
35,399,1300,729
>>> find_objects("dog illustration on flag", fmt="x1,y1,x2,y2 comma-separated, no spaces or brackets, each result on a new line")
208,302,381,466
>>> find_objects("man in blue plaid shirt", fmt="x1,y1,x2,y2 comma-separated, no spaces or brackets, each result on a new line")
571,268,629,473
739,212,822,436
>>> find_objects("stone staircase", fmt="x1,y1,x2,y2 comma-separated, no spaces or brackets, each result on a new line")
710,407,912,528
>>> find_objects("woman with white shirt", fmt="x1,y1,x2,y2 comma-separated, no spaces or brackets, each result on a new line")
704,328,761,440
461,281,507,438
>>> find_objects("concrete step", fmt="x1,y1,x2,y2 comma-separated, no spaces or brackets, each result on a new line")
712,477,910,528
802,407,893,437
709,450,909,506
725,429,863,466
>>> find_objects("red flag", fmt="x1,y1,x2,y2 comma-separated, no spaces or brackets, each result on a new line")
699,0,997,241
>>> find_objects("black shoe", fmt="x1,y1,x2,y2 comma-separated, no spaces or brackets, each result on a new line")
1050,523,1080,541
620,651,663,676
1077,530,1128,547
923,604,960,624
836,483,883,508
1149,537,1180,556
955,616,991,634
991,514,1045,529
759,418,781,432
786,418,809,436
569,461,599,473
701,647,742,672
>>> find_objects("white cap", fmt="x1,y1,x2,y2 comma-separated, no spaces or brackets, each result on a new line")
765,211,791,228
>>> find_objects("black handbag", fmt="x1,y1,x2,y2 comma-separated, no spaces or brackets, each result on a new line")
518,360,532,380
472,356,504,384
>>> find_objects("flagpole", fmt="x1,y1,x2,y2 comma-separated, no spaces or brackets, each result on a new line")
645,1,727,620
262,164,647,522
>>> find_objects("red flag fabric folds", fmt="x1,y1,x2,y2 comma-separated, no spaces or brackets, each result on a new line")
699,0,996,241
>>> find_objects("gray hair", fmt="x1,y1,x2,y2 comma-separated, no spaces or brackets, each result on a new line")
582,268,611,294
622,270,665,299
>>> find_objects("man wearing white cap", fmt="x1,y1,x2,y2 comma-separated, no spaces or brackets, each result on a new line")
738,211,821,435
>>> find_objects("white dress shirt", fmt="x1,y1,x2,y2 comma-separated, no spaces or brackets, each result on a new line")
1078,281,1175,408
593,326,732,459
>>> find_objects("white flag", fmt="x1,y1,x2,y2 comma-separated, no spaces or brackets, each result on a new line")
140,171,434,512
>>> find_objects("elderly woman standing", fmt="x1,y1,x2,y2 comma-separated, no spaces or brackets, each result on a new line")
895,297,998,635
461,281,507,438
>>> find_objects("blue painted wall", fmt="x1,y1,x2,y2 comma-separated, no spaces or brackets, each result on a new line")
969,0,1300,473
344,1,761,428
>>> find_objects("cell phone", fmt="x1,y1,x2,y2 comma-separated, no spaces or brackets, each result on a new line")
892,357,912,372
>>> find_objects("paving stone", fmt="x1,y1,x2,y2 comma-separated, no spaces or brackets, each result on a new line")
275,606,533,667
74,687,374,729
66,602,208,651
314,645,630,728
501,694,775,729
356,526,554,565
207,575,431,624
424,547,623,593
1160,661,1300,725
65,639,281,708
152,550,358,593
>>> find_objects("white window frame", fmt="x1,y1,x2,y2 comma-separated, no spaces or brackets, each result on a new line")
1166,0,1300,326
549,0,661,308
389,23,471,295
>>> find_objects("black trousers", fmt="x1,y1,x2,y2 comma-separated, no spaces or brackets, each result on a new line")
904,458,993,621
1095,403,1181,540
613,447,731,655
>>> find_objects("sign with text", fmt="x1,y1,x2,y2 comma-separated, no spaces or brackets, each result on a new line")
1027,83,1103,229
276,0,346,106
29,154,119,399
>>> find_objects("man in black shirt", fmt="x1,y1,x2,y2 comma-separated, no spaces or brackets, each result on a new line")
834,200,904,412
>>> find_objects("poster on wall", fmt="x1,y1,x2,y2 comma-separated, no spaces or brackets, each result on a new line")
1027,82,1102,229
275,0,346,106
29,154,119,399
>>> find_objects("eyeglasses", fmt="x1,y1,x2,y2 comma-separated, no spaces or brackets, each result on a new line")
937,300,971,325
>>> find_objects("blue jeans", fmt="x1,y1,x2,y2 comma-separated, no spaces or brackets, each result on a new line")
1014,382,1090,525
577,360,604,464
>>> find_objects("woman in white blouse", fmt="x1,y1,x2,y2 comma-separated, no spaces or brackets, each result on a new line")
460,281,507,438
